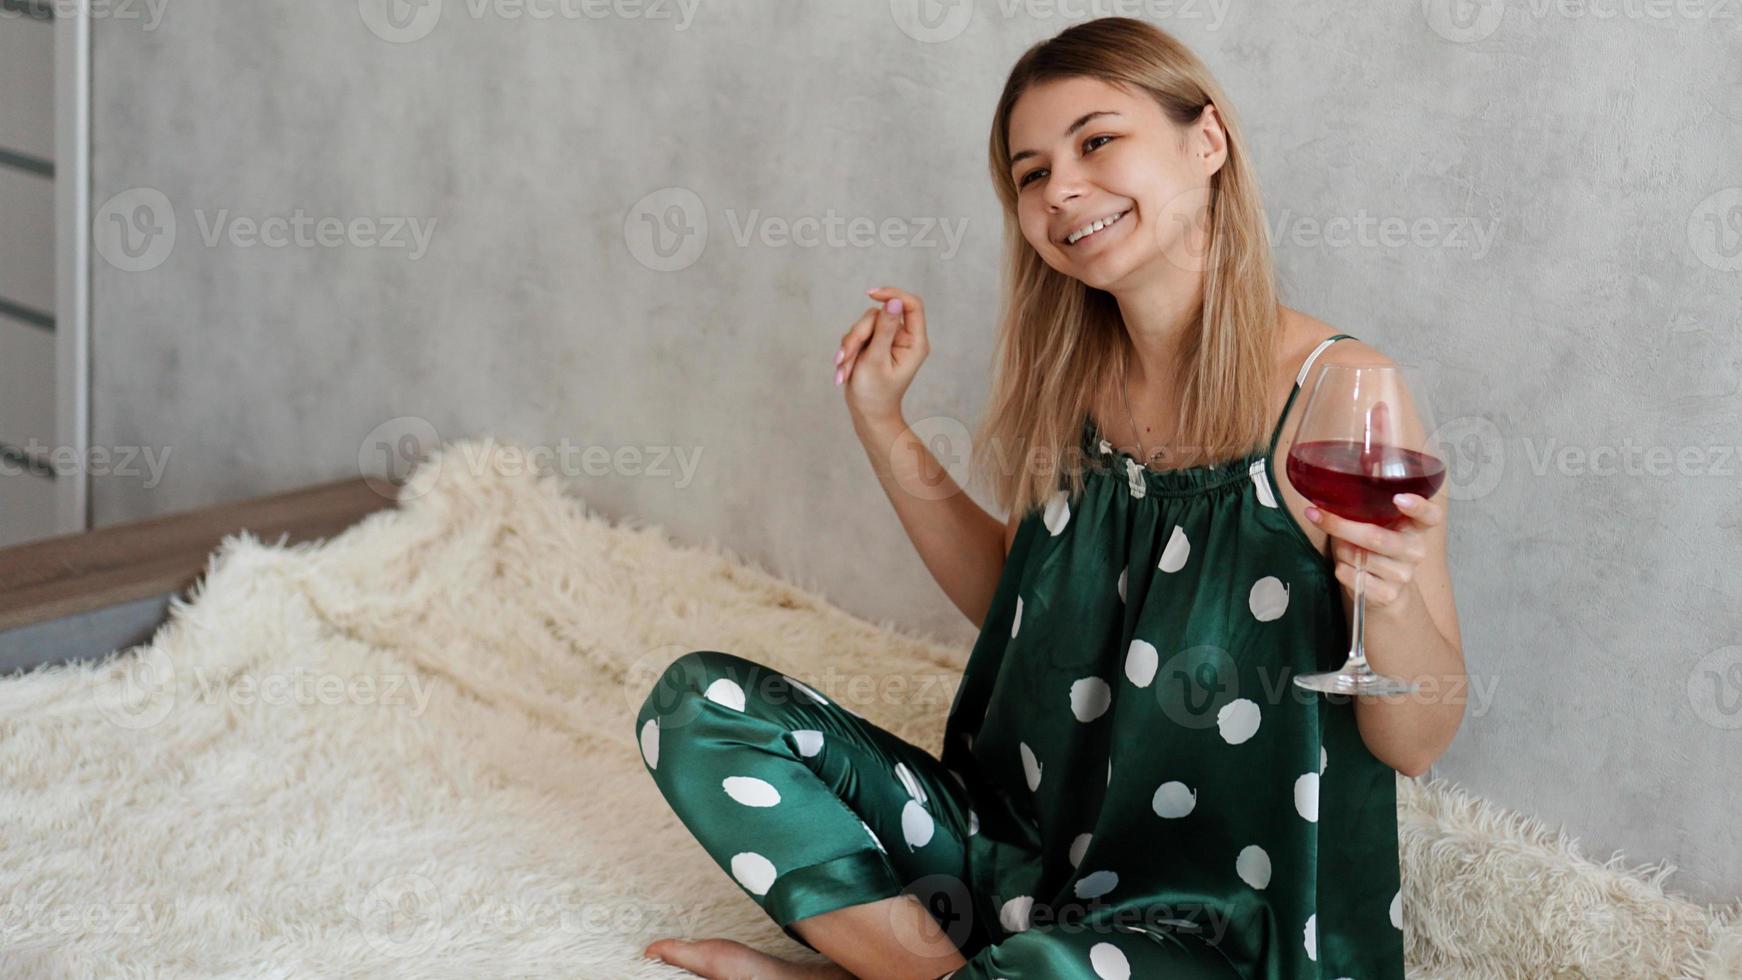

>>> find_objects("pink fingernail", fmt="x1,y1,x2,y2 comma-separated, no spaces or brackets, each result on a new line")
1305,506,1320,521
835,348,844,365
835,369,843,386
886,298,903,314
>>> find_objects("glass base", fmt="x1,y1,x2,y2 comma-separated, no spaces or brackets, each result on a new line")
1293,664,1418,696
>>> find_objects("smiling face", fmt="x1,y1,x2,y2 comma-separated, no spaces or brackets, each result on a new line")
1005,75,1226,293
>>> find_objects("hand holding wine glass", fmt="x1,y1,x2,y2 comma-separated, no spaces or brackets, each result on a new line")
1285,362,1447,697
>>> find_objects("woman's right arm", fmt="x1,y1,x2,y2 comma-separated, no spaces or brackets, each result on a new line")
836,286,1019,629
852,412,1020,629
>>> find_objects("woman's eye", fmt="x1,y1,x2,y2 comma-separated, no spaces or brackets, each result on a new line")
1017,135,1115,189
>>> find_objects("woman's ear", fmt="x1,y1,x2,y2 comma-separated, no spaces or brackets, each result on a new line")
1196,103,1229,177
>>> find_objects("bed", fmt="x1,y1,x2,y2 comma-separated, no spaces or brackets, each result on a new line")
0,438,1735,979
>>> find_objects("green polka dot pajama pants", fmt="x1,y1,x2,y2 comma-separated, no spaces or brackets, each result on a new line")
635,649,1241,978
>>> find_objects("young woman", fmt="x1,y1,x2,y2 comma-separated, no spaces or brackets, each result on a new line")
638,17,1465,980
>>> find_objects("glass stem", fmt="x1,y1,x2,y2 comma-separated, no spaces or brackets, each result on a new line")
1346,546,1369,672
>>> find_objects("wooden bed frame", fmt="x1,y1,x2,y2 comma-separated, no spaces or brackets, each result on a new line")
0,476,398,676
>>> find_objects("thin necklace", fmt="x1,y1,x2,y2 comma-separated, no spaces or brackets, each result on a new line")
1118,348,1169,468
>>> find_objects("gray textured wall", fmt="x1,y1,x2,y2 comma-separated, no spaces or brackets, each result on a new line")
90,2,1741,904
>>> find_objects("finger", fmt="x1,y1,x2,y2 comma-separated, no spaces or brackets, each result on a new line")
1334,561,1402,604
868,297,903,360
843,301,900,385
1310,507,1406,556
1369,398,1392,447
891,308,926,353
1332,539,1412,584
1393,492,1444,528
866,286,927,347
1333,522,1417,564
837,305,881,385
838,304,880,362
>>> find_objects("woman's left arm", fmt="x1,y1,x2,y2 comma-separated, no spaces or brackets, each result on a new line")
1305,482,1467,777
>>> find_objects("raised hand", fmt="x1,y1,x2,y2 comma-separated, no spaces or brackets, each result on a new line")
835,286,930,428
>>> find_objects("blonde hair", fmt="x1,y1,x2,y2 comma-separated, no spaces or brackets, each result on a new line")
971,16,1282,520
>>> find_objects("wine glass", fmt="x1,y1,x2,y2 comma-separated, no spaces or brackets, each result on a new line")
1285,362,1446,697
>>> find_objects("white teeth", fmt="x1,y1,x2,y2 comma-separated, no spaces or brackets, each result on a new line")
1067,209,1128,245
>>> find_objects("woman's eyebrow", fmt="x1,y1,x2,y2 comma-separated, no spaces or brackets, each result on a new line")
1009,110,1123,169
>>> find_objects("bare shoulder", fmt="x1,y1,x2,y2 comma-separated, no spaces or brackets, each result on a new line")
1283,308,1392,370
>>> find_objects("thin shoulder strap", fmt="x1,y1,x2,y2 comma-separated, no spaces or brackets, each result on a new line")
1266,333,1356,460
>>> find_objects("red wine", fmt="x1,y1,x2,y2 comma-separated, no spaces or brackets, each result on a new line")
1286,440,1446,529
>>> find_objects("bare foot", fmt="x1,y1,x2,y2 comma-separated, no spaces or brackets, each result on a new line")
643,937,853,979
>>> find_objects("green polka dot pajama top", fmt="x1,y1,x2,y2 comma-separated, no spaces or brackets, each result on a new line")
636,333,1406,978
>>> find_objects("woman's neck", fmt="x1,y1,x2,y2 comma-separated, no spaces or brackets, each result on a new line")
1111,266,1203,394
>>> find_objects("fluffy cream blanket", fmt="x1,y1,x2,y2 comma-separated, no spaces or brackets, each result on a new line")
0,438,1735,979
